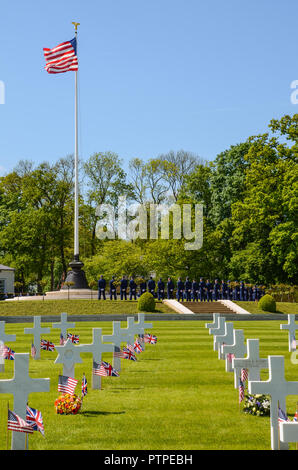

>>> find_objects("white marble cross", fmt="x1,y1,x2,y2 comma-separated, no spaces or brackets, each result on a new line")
205,313,220,331
52,312,75,340
214,322,234,360
0,353,50,450
280,315,298,352
0,321,16,372
279,422,298,446
121,316,147,346
24,316,51,360
248,355,298,450
134,313,153,350
222,330,247,381
78,328,115,390
209,317,226,342
54,337,83,379
0,341,3,372
102,321,132,372
232,339,268,383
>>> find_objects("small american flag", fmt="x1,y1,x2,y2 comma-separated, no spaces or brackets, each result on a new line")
292,334,297,351
92,360,107,376
227,353,235,364
3,345,15,360
239,378,245,403
58,375,78,395
26,406,45,436
60,334,65,345
144,334,157,344
122,347,137,361
8,409,34,434
31,343,36,358
67,333,79,344
101,361,119,377
40,339,55,351
43,38,78,74
81,374,87,397
278,407,289,423
113,347,126,359
241,368,248,383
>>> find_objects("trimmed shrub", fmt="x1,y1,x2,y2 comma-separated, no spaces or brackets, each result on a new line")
258,294,276,313
138,292,156,312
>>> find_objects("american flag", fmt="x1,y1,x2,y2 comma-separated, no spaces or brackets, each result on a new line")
278,407,289,423
92,360,107,376
227,353,235,364
133,340,144,354
8,409,34,434
26,406,45,436
292,334,297,351
2,345,15,360
144,334,157,344
40,339,55,351
58,375,78,395
60,334,66,345
81,374,87,397
126,343,135,353
241,368,248,383
101,361,119,377
122,347,137,361
43,38,78,74
239,378,245,403
67,333,79,344
31,343,36,358
113,347,126,359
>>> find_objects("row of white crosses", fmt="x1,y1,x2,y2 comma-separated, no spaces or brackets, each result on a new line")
206,313,298,450
0,312,153,450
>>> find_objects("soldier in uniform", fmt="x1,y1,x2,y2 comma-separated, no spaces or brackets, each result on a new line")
129,277,137,301
239,281,245,301
206,279,213,302
139,278,147,297
109,276,117,300
199,278,206,302
184,277,192,301
176,277,184,302
220,280,227,300
120,275,128,300
98,275,106,300
157,278,165,300
147,276,156,297
252,285,258,302
213,279,220,301
226,281,232,300
192,279,199,302
167,277,175,299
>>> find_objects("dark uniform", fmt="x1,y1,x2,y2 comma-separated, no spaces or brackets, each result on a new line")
239,281,245,301
252,285,258,302
129,278,137,300
232,282,240,301
109,277,117,300
199,278,206,302
213,279,220,301
147,277,156,297
176,278,184,302
157,279,165,300
120,276,128,300
226,281,232,300
167,277,174,299
98,275,106,300
139,279,147,297
206,279,213,302
185,277,192,301
220,280,227,300
192,279,199,302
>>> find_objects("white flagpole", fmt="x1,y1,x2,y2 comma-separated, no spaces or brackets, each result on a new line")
72,22,80,260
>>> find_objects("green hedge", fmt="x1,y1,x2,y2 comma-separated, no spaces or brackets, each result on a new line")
137,292,156,312
258,294,276,313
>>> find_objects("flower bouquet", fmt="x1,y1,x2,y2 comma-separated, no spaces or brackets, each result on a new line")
242,394,270,417
55,393,82,415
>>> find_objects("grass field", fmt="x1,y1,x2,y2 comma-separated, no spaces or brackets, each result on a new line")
0,318,298,450
235,302,298,315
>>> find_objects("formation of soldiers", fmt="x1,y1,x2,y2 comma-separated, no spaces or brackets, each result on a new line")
97,275,265,302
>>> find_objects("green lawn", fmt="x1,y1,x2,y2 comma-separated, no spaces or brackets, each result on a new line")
235,301,298,315
0,319,297,450
0,299,174,316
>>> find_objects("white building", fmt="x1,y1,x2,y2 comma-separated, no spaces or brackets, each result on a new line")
0,265,15,295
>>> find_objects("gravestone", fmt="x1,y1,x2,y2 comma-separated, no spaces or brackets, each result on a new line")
279,422,298,446
134,313,153,350
214,323,234,360
102,321,133,372
24,316,51,360
78,328,114,389
0,341,3,372
280,315,298,352
205,313,220,331
248,355,298,450
232,339,268,382
209,317,226,347
121,316,147,346
222,330,247,381
0,321,16,373
54,337,83,379
52,312,75,340
0,353,50,450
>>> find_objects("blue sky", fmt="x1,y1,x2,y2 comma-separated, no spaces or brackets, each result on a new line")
0,0,297,175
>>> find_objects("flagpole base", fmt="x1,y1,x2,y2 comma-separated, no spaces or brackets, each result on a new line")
62,255,89,290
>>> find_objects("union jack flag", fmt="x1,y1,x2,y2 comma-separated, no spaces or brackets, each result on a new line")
122,347,137,361
92,360,107,376
144,334,157,344
293,411,298,422
2,345,15,360
58,375,78,395
43,37,78,74
67,333,79,344
133,340,144,354
26,406,45,436
81,374,87,397
101,361,119,377
40,339,55,351
7,409,34,434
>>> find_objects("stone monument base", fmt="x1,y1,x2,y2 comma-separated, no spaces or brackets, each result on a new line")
45,289,97,300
